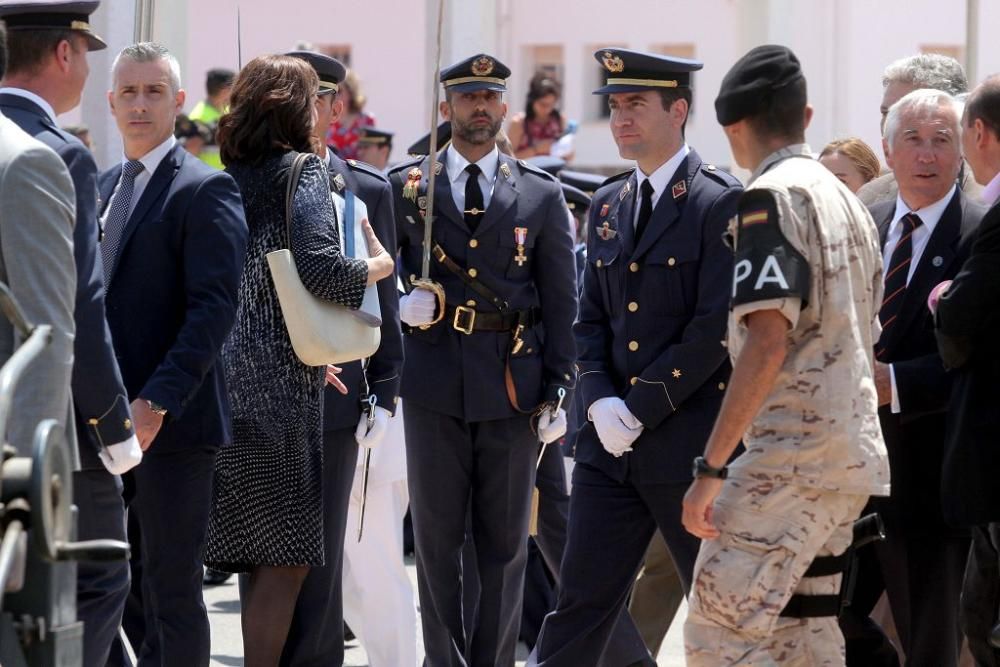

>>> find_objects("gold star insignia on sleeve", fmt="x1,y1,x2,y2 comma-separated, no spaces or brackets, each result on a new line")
672,369,682,379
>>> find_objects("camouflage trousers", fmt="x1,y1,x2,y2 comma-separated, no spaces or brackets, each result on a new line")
684,476,868,666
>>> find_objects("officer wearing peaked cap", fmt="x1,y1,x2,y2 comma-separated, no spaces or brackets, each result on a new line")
528,47,743,667
682,45,889,665
388,52,578,666
281,49,407,667
0,2,142,664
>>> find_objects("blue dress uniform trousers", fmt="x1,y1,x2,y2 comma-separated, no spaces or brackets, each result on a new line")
390,149,578,667
406,402,537,667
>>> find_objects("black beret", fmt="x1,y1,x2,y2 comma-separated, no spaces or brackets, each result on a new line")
526,155,565,177
715,45,803,126
558,169,605,196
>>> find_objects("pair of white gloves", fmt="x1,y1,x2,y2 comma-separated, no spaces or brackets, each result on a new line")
589,397,643,456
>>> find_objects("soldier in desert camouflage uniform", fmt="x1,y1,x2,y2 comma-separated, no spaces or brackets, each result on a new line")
680,45,891,665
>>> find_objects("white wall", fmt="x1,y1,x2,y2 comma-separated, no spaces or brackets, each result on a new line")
71,0,993,175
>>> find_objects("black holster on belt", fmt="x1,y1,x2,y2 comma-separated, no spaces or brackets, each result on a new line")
780,512,885,619
429,244,541,414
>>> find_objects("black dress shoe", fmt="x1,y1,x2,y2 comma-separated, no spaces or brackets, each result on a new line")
203,567,232,586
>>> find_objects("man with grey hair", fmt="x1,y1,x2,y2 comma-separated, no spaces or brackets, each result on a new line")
100,41,248,667
0,1,144,664
858,53,981,205
845,88,985,667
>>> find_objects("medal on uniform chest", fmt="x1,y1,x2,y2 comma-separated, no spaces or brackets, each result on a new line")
402,167,422,203
600,203,609,217
672,180,687,199
597,221,617,241
514,227,528,266
417,195,428,216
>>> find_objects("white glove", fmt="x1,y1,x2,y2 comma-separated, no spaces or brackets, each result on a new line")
589,397,643,457
538,407,568,445
98,434,144,475
399,287,437,327
355,406,391,449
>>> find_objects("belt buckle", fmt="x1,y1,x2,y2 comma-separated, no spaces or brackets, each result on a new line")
453,305,476,335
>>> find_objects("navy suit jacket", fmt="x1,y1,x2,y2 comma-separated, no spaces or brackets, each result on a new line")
322,154,403,432
390,149,578,422
99,143,248,450
869,189,983,534
0,92,133,468
574,150,742,484
936,196,1000,526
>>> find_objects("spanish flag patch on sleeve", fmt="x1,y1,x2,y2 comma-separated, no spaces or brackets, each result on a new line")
740,209,769,226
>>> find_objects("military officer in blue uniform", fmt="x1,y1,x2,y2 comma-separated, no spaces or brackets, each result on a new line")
0,3,141,664
279,50,404,667
529,48,743,666
389,53,578,666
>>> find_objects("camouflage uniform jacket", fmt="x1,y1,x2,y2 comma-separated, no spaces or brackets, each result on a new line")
726,144,890,496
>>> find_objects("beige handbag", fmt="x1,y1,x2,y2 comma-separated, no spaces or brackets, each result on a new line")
266,153,380,366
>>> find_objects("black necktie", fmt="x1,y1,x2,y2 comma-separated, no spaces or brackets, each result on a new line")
636,179,654,242
464,163,485,233
100,159,145,285
876,212,922,358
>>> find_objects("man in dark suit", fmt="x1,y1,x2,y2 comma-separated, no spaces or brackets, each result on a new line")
935,74,1000,667
279,49,404,667
0,3,142,663
845,88,985,667
389,54,578,666
100,42,247,666
529,49,742,667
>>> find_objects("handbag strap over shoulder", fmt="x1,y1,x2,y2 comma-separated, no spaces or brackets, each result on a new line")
284,152,312,248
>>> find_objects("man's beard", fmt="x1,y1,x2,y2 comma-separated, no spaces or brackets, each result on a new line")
453,113,502,145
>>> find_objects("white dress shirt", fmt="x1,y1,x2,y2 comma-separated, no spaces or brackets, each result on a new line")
0,87,57,124
101,136,178,228
445,145,500,216
634,143,690,228
884,184,956,412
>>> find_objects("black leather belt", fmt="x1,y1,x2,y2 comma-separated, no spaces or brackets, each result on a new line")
444,305,540,334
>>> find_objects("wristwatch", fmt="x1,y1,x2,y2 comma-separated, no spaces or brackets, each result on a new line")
145,400,168,417
692,456,728,480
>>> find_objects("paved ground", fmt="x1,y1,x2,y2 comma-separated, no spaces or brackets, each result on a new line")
201,557,688,666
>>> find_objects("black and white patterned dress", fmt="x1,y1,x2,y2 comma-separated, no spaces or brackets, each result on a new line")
206,150,368,572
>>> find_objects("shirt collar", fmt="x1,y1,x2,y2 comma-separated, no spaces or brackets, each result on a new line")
446,144,500,185
123,135,177,177
891,183,956,233
636,143,690,198
981,170,1000,206
749,143,814,183
0,87,57,125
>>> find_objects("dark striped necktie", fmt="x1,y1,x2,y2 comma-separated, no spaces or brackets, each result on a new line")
876,212,922,358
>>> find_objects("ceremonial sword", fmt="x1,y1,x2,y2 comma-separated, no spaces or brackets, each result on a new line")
528,387,567,536
410,0,448,314
356,393,377,542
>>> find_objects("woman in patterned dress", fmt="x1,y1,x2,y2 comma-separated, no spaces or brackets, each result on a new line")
207,54,394,666
507,72,572,160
